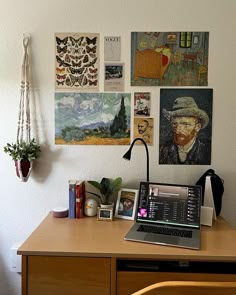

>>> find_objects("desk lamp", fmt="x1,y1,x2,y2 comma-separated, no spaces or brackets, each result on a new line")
122,137,149,182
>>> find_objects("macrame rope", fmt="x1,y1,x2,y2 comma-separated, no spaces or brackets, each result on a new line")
17,35,31,144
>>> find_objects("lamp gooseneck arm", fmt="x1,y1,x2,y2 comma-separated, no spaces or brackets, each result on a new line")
123,137,149,182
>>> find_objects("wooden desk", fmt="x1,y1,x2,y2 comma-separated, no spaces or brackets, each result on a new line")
18,214,236,295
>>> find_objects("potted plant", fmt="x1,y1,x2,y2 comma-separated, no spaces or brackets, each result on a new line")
4,138,41,182
87,177,122,208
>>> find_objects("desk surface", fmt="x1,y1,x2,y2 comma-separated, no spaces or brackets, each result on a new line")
18,213,236,262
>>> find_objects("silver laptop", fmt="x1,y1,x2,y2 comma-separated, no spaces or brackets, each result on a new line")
124,182,202,249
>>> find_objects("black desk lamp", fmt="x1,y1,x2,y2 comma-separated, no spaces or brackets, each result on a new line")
122,137,149,182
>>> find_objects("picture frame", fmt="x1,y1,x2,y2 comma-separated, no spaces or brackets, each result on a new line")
115,189,139,220
97,207,113,221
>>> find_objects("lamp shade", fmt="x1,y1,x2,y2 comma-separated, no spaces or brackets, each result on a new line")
123,149,132,160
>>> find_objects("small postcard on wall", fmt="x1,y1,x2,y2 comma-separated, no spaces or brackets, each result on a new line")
133,117,154,145
134,92,151,117
104,36,121,61
104,63,124,92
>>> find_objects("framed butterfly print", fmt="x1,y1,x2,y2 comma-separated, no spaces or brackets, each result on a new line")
55,32,99,91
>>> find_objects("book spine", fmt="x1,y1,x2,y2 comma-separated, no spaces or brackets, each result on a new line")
75,181,85,219
69,181,76,219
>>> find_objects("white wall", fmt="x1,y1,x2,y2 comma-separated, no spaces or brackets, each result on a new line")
0,0,236,293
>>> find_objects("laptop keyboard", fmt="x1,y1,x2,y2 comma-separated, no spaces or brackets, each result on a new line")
137,224,193,238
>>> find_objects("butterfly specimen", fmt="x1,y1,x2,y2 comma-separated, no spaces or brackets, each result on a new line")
84,57,98,68
88,79,98,86
72,60,82,67
56,37,68,46
86,36,97,45
69,74,84,86
56,74,67,80
87,73,98,79
68,67,85,75
83,54,89,63
56,67,65,74
57,45,67,54
82,75,88,86
74,48,84,54
66,76,72,86
88,53,96,59
56,80,65,85
56,55,71,67
64,54,71,63
70,54,83,61
89,67,98,73
86,45,97,54
70,36,84,47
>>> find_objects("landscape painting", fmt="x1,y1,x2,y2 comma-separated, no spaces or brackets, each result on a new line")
131,32,209,86
55,92,131,145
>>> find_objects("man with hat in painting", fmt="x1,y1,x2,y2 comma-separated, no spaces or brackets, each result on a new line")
119,192,135,217
159,96,211,164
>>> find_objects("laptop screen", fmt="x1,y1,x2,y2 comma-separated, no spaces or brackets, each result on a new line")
136,182,201,228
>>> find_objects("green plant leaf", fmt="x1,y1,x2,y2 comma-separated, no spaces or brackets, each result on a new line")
3,138,41,161
87,180,101,190
87,177,122,205
113,177,122,191
100,178,113,196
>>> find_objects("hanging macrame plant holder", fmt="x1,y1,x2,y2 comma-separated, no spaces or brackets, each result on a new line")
16,36,33,182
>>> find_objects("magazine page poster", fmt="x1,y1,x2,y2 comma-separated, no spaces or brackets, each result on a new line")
104,36,121,61
104,63,124,92
134,92,151,117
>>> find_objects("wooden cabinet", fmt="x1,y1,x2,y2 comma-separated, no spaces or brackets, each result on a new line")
26,256,110,295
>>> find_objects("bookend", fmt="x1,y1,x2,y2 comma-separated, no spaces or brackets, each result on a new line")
200,176,216,226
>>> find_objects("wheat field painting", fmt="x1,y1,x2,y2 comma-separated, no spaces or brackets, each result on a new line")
55,92,131,145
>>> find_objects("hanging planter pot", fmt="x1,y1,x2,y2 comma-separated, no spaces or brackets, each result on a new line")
15,159,33,182
3,35,41,182
4,139,41,182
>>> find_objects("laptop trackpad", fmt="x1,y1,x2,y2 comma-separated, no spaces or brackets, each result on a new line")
144,233,179,245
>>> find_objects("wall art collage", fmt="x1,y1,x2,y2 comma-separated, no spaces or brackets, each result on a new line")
55,31,212,165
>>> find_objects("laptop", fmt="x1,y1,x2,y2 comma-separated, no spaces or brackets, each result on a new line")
124,182,202,249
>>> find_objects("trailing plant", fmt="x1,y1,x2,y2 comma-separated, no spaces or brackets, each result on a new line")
87,177,122,205
4,138,41,161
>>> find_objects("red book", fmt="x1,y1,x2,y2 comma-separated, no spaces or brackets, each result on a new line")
75,181,85,219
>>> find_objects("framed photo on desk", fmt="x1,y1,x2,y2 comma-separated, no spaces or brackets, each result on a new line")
97,207,113,221
115,189,138,220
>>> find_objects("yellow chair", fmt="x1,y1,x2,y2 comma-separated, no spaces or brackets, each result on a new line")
198,64,208,81
131,281,236,295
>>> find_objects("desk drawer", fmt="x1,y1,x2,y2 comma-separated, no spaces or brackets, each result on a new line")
26,256,110,295
117,271,236,295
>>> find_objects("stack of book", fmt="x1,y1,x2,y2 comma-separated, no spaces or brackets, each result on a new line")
68,180,86,219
